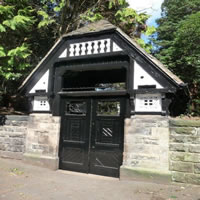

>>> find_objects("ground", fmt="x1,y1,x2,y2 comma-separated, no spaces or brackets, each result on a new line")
0,158,200,200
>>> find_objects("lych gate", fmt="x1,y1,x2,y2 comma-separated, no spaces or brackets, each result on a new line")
20,20,187,177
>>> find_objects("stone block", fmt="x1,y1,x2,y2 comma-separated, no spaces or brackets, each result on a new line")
170,127,195,135
0,144,6,151
6,145,24,152
38,134,49,144
170,161,193,173
129,127,151,135
32,144,49,153
194,163,200,174
156,120,169,128
130,153,158,161
120,166,171,184
4,137,12,144
197,128,200,136
170,119,200,127
171,171,186,183
170,152,200,163
0,150,23,159
8,132,25,138
0,132,6,137
51,116,61,123
6,115,29,121
5,119,28,126
23,153,59,170
143,138,159,145
185,173,200,185
170,135,200,144
189,145,200,153
169,143,188,152
12,138,24,145
170,152,185,161
29,114,53,123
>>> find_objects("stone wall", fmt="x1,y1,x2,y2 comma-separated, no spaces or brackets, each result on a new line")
169,119,200,185
1,114,200,185
0,115,28,159
24,113,61,170
121,115,170,182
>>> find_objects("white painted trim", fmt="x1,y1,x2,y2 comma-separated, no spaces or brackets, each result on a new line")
29,70,49,93
134,61,163,89
59,49,67,58
113,42,123,52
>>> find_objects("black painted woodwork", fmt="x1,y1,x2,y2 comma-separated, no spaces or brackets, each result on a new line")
59,97,126,177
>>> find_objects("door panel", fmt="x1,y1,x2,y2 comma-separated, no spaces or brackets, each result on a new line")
60,97,125,177
89,99,124,177
59,99,91,173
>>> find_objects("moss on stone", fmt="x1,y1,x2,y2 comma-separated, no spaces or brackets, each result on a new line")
170,119,200,127
170,127,194,135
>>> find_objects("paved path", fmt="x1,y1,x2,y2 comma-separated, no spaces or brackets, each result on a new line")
0,158,200,200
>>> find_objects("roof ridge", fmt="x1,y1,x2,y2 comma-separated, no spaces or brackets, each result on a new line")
63,20,116,37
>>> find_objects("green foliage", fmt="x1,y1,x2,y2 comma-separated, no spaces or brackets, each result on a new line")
81,10,104,22
3,15,35,30
152,0,200,115
136,39,152,53
80,0,152,52
0,0,37,94
0,46,6,57
145,26,156,36
37,10,55,28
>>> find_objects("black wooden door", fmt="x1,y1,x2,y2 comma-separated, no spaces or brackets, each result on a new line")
59,99,91,173
59,97,125,177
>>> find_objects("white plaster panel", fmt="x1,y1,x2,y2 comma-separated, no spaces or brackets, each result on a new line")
29,70,49,93
113,42,123,52
134,61,163,89
59,49,67,58
135,93,162,112
32,96,50,111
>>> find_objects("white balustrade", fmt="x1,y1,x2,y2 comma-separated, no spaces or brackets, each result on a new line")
69,44,74,57
87,41,92,55
81,43,86,56
64,38,121,58
93,41,99,54
106,39,111,53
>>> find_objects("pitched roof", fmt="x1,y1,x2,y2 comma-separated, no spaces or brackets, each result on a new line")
19,20,184,90
64,20,116,37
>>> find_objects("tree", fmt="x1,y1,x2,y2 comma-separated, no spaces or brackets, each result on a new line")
152,0,200,115
0,0,56,108
39,0,155,51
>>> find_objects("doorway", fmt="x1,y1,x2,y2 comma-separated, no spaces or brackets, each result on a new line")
59,97,126,177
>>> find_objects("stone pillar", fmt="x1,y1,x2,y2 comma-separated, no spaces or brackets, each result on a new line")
23,113,61,170
169,119,200,185
120,115,171,182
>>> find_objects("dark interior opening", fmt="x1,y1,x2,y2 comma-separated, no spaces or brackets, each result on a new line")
62,68,126,91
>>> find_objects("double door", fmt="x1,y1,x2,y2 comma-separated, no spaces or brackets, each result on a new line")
59,97,125,177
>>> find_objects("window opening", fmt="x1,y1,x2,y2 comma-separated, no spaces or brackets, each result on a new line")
97,101,120,116
62,68,126,92
135,94,162,112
